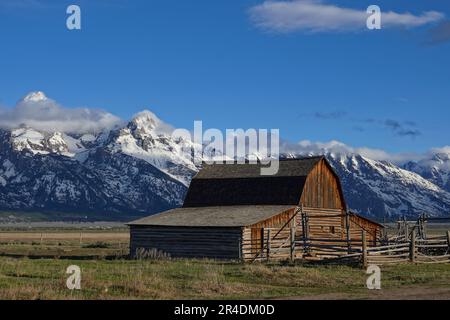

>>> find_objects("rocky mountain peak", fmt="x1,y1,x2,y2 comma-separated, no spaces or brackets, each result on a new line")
129,110,160,133
22,91,48,103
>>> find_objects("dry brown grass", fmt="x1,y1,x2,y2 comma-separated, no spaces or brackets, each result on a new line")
0,232,129,241
0,257,449,300
0,228,448,300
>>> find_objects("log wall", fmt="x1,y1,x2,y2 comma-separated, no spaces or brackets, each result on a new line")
243,208,296,260
130,226,242,259
348,214,382,245
296,207,344,240
242,227,294,261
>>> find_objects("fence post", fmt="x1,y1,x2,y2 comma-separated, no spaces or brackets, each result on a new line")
410,229,416,263
345,211,351,254
301,207,309,256
446,231,450,251
266,229,271,262
362,230,367,268
405,223,409,241
260,228,264,260
40,233,43,245
238,238,242,261
290,227,295,261
79,232,83,245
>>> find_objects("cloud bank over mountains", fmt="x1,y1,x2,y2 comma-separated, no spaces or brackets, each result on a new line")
0,92,123,134
280,139,434,164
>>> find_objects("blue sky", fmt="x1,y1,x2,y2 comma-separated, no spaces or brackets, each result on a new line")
0,0,449,155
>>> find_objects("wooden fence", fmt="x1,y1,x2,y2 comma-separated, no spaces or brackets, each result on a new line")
414,233,450,264
365,231,450,265
242,228,450,266
242,227,295,262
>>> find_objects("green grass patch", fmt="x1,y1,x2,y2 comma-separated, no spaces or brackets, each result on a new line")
0,257,448,300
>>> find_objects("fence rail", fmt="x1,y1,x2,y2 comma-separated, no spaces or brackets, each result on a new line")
242,227,450,266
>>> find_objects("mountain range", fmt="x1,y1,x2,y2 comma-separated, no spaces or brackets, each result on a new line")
0,92,449,221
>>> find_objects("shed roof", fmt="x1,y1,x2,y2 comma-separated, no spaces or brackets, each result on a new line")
128,205,295,227
349,211,385,228
183,157,325,207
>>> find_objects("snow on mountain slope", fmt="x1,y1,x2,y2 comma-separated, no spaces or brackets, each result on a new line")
106,111,198,186
11,128,47,154
0,127,187,217
332,154,450,218
403,148,450,193
10,127,93,158
22,91,48,102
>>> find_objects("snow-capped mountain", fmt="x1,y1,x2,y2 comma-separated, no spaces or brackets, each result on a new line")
403,149,450,193
106,111,199,186
327,154,450,219
0,93,196,218
0,92,449,220
0,126,188,218
22,91,48,103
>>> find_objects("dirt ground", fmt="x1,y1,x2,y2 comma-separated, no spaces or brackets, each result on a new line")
287,287,450,300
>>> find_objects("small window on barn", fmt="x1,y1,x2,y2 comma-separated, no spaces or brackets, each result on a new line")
329,226,336,234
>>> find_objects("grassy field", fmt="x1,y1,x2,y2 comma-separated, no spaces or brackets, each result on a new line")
0,256,449,300
0,228,449,300
0,230,129,259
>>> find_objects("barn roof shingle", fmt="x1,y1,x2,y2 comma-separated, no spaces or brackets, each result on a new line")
183,157,324,207
193,156,324,179
128,205,295,227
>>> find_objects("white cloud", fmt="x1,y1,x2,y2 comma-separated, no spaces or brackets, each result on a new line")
0,92,123,134
249,0,444,33
280,139,439,164
429,146,450,154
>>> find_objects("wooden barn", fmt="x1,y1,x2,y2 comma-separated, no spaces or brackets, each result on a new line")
128,156,384,261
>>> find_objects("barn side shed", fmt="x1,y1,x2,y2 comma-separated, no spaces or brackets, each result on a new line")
128,206,295,259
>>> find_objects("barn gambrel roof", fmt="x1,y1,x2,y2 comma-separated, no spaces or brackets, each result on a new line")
193,156,323,179
183,156,331,207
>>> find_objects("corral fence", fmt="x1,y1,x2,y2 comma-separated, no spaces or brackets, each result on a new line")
243,227,450,266
365,231,450,265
